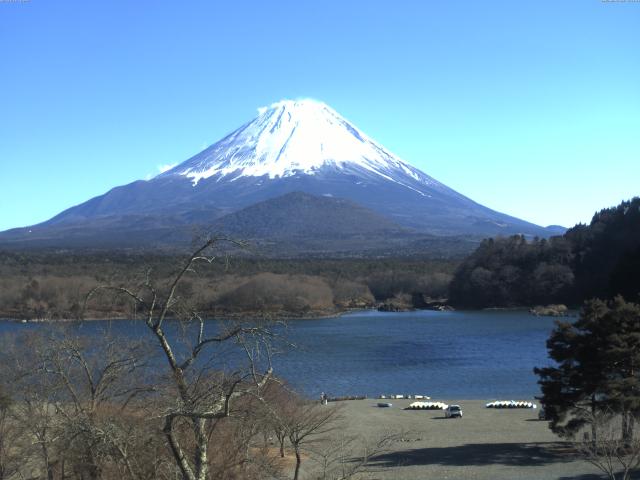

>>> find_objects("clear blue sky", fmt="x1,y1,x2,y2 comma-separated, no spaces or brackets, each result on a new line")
1,0,638,231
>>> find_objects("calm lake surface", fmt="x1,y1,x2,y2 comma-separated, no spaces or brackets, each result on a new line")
0,310,561,399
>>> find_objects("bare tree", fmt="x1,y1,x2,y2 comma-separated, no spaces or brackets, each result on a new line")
260,380,296,459
308,431,403,480
0,331,64,480
0,238,283,480
284,399,341,480
576,411,640,480
85,237,276,480
1,329,160,480
0,387,21,480
44,333,155,480
202,402,284,480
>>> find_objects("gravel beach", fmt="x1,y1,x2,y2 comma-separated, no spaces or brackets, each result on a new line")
307,399,606,480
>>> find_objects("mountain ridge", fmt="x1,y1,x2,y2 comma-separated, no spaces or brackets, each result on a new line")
214,191,407,239
0,98,564,254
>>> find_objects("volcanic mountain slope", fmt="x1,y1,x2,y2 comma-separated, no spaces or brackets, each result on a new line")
210,191,425,256
211,192,487,257
0,99,561,252
214,191,405,239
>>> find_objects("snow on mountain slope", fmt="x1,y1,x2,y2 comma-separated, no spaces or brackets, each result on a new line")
160,99,442,197
0,98,560,251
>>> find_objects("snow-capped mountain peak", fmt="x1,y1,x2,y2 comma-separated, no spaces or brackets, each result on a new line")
1,99,556,249
160,98,441,193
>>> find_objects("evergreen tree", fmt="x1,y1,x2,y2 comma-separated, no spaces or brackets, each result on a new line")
449,197,640,308
535,297,640,441
598,297,640,442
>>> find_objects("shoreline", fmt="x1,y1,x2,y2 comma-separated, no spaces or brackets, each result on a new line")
0,304,574,324
0,307,374,324
333,397,542,405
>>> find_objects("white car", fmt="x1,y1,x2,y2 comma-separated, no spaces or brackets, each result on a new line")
444,405,463,418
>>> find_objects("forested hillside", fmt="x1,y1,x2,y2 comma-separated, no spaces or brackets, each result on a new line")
449,198,640,308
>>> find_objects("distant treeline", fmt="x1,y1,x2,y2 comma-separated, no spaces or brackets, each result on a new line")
0,253,457,320
449,197,640,308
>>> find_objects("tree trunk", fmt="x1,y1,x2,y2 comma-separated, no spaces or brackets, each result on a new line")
40,441,54,480
164,417,196,480
591,394,598,445
622,410,630,444
293,447,302,480
280,438,285,458
85,460,100,480
193,418,209,480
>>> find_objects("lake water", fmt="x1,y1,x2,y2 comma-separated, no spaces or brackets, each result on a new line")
0,309,561,400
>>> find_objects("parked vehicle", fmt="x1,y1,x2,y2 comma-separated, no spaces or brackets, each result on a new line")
444,405,463,418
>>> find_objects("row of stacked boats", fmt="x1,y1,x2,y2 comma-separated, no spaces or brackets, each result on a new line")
406,401,449,410
486,400,537,409
379,394,431,400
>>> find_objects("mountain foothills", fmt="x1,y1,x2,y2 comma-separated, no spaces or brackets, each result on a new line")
1,197,637,321
449,197,640,308
0,99,559,254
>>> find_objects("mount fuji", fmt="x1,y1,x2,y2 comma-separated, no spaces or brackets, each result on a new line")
1,99,562,253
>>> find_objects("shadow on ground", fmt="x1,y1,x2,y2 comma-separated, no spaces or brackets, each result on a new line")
557,472,640,480
370,442,575,468
556,475,606,480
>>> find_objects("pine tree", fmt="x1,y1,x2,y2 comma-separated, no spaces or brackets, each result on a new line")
535,297,640,442
598,297,640,442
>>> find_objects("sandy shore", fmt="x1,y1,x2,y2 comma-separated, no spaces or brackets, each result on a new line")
305,399,604,480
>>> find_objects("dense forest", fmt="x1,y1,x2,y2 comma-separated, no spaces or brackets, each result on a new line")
0,252,457,320
449,198,640,308
2,198,639,319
